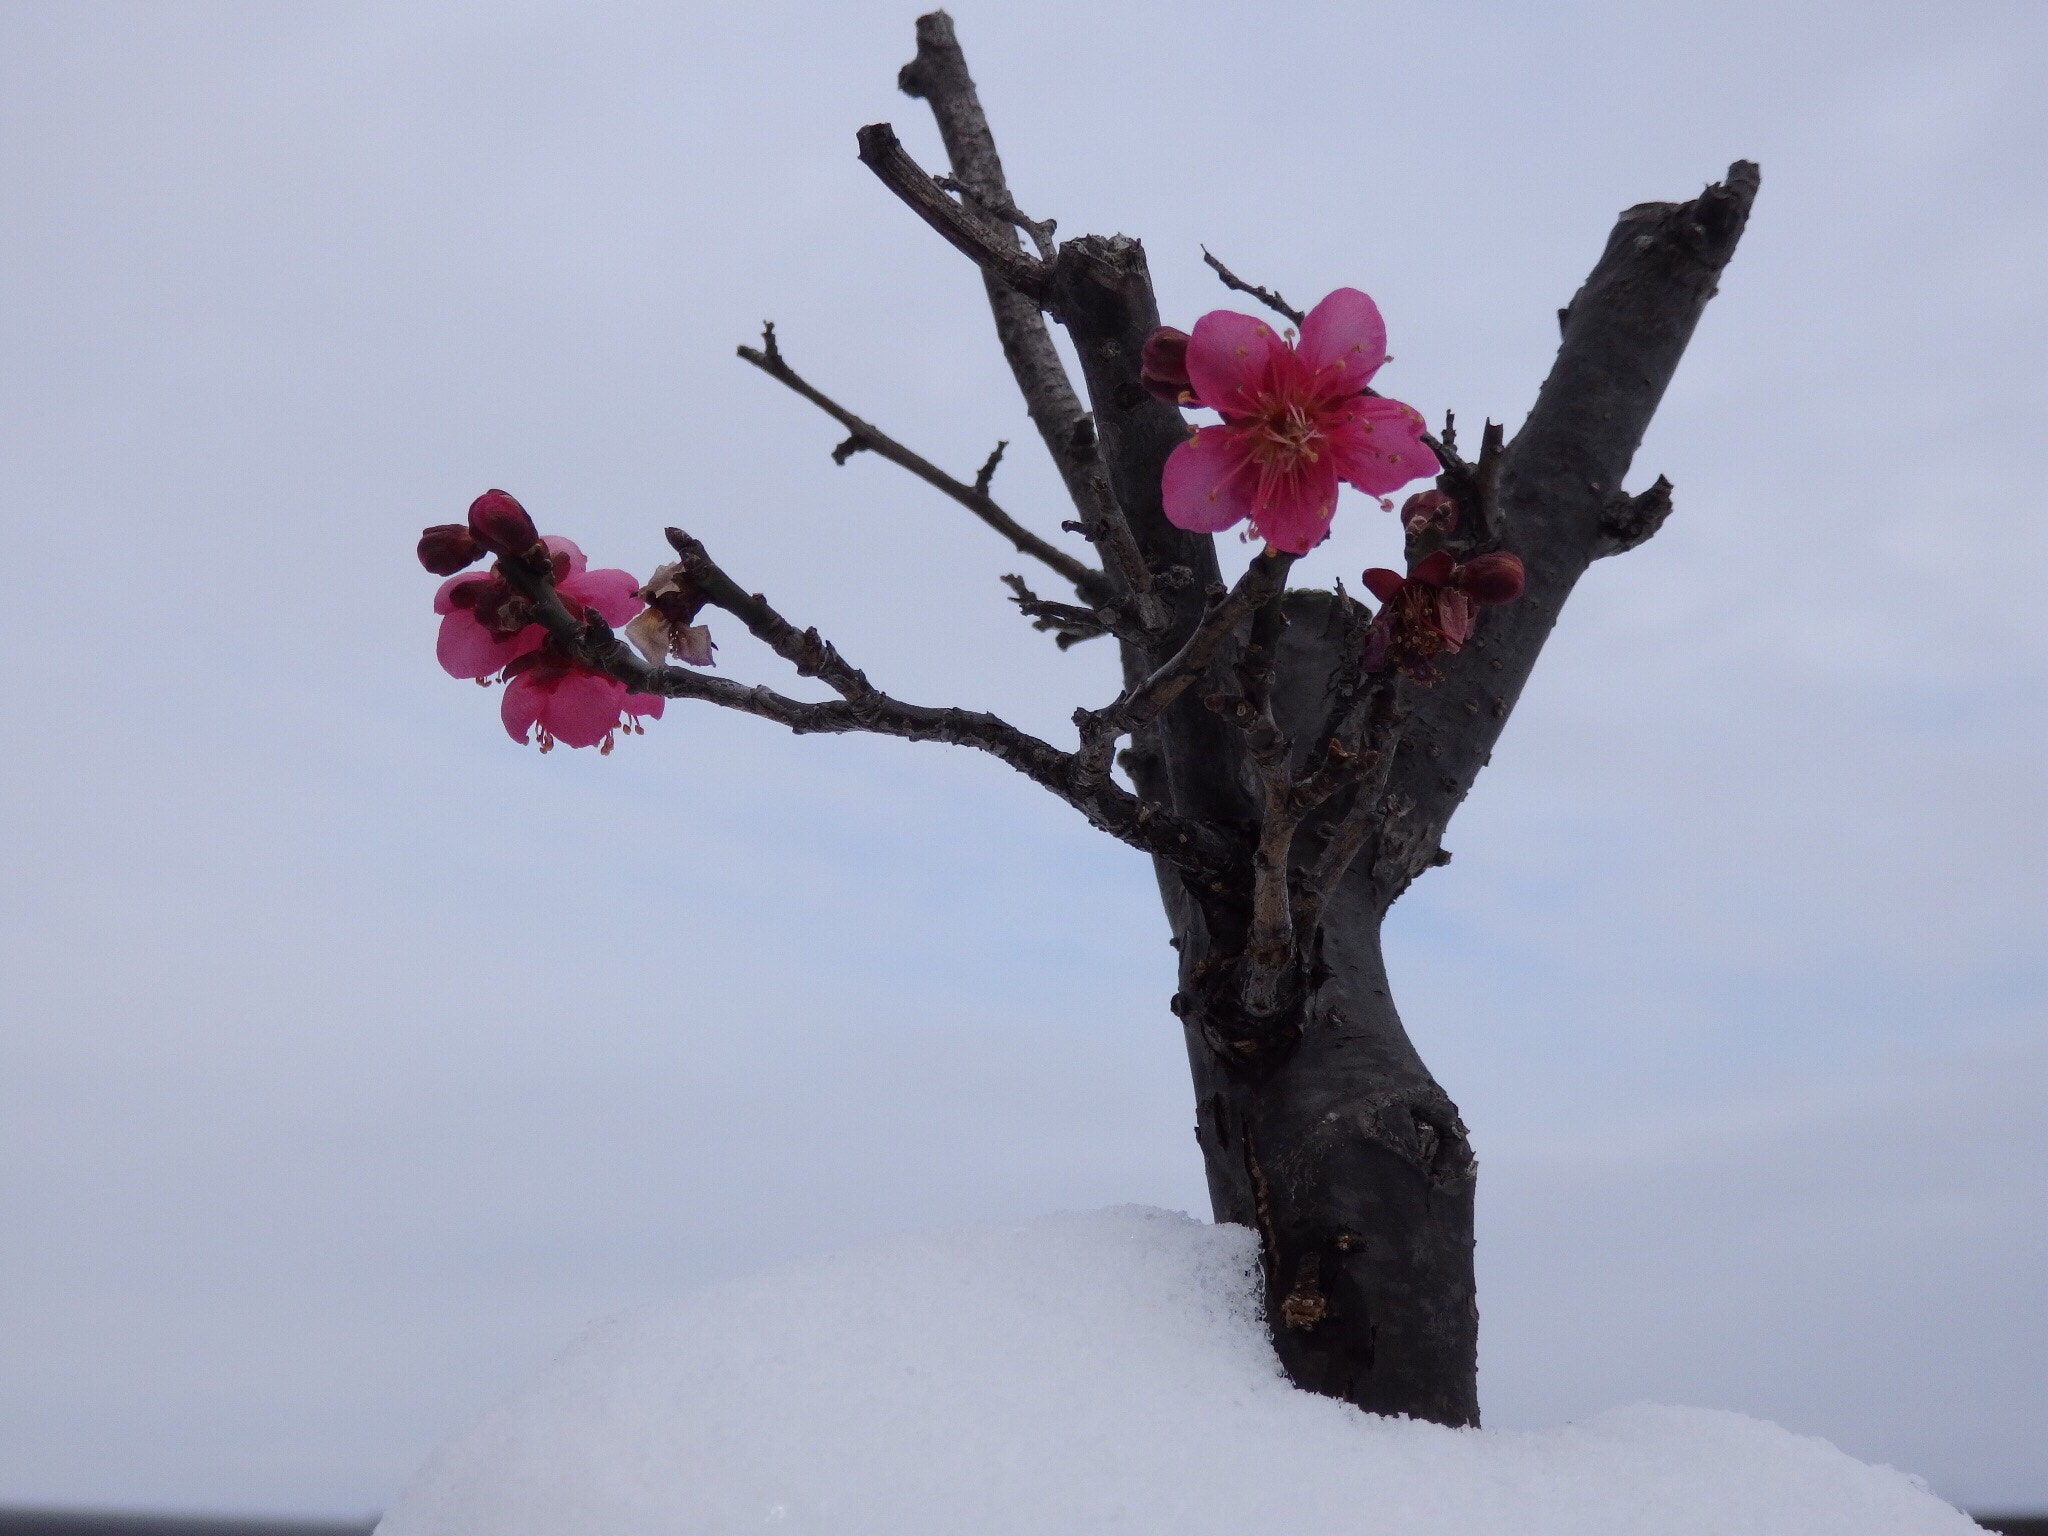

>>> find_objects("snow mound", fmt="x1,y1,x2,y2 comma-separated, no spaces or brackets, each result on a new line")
377,1207,1975,1536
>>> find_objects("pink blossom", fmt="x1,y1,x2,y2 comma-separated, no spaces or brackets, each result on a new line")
428,528,666,751
500,647,664,753
1160,289,1439,554
434,536,643,682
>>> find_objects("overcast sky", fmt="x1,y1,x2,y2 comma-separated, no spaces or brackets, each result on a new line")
1,0,2043,1520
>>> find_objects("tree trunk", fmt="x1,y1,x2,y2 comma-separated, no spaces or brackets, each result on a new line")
1162,590,1479,1424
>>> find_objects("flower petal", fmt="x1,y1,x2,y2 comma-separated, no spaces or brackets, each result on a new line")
541,671,628,749
1249,455,1341,555
621,690,664,721
1297,288,1387,391
1184,309,1287,416
560,567,644,627
542,535,586,575
1161,427,1258,534
434,572,493,615
501,670,544,744
1361,568,1406,603
438,610,541,679
1410,549,1457,587
673,624,716,667
1328,396,1440,497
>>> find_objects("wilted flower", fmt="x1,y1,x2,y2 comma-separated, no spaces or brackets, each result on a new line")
1361,549,1525,682
1159,288,1439,554
623,561,717,668
1400,489,1457,536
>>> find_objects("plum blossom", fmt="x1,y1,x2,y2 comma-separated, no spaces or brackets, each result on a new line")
1158,289,1439,554
427,526,667,752
500,645,664,753
1361,550,1525,682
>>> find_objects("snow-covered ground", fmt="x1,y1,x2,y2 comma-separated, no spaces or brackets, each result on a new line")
376,1208,1977,1536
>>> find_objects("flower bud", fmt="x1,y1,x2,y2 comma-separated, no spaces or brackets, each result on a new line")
1456,551,1525,605
417,523,482,575
467,489,540,558
1408,549,1457,587
1140,327,1194,406
1400,489,1457,534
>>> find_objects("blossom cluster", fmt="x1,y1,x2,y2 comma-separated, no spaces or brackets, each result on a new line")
417,490,710,753
1360,549,1525,682
1146,286,1526,682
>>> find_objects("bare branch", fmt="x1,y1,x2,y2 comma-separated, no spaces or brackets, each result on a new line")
893,13,1165,630
856,123,1048,300
1294,684,1406,939
1209,590,1299,1015
737,323,1108,602
1594,474,1675,558
999,573,1113,650
1375,161,1760,913
489,534,1232,876
1201,248,1305,327
935,174,1056,260
1074,550,1294,789
973,439,1007,495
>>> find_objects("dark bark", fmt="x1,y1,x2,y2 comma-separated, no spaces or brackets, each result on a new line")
1172,591,1480,1423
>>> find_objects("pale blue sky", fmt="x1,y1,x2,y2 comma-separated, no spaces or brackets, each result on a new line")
1,0,2042,1517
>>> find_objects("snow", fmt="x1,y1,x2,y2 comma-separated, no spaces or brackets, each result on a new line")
377,1207,1978,1536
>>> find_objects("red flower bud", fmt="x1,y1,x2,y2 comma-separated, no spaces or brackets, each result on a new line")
417,523,482,575
1409,549,1457,587
1456,551,1525,605
467,489,540,558
1140,327,1194,406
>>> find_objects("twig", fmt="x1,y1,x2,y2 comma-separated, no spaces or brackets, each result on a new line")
999,573,1112,649
973,440,1007,495
1210,589,1300,1015
1294,686,1406,938
488,532,1231,876
1595,474,1674,558
738,323,1108,602
1201,248,1305,327
894,13,1162,633
1073,550,1295,790
856,123,1048,300
935,174,1056,260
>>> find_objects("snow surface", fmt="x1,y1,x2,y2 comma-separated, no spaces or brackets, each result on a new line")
377,1207,1977,1536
